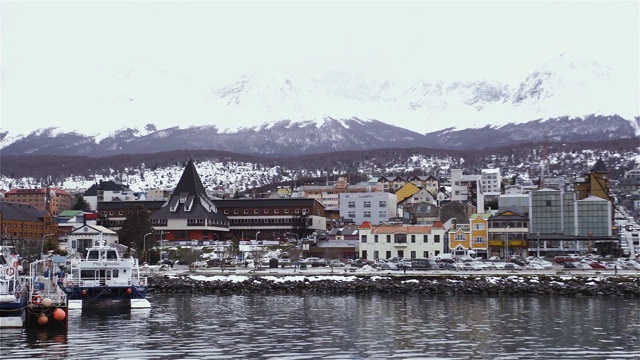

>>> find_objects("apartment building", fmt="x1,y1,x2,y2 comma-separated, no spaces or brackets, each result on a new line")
339,192,398,225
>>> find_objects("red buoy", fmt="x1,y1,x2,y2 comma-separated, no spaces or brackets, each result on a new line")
127,288,132,294
53,308,66,321
81,289,87,296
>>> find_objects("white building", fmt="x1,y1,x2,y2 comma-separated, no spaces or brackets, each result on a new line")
450,169,485,211
358,222,447,261
481,168,502,196
339,192,398,225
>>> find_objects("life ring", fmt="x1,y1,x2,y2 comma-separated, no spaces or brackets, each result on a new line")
138,279,146,286
65,280,74,287
32,295,43,305
5,267,15,276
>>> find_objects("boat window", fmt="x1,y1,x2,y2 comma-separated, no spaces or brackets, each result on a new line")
88,251,99,260
112,269,119,277
81,270,95,278
107,251,118,260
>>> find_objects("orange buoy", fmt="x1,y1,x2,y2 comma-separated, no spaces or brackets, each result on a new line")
127,288,132,294
81,289,87,296
38,315,49,325
42,298,53,307
53,308,66,321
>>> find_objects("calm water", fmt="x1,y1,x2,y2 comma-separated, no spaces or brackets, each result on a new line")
2,294,639,359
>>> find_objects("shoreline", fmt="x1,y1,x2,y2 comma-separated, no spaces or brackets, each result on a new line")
147,270,640,297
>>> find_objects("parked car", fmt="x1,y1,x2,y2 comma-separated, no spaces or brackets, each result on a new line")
493,262,507,270
378,262,398,271
510,258,527,266
438,263,456,270
301,257,320,264
329,260,345,267
563,262,579,269
488,256,501,261
503,263,522,270
525,263,545,271
463,262,485,271
529,260,553,270
623,262,640,270
588,262,606,269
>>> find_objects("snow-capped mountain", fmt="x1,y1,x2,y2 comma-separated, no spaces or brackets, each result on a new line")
1,53,638,156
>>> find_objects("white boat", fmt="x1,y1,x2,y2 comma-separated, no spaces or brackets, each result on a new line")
61,239,151,310
0,245,28,328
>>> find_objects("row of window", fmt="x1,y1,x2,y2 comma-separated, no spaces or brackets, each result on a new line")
2,223,53,230
362,234,441,243
347,201,387,208
223,208,309,215
347,211,388,218
366,250,441,261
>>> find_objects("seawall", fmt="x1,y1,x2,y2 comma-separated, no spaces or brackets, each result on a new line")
147,273,640,297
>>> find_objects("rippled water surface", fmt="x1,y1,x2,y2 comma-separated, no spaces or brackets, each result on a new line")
2,294,639,359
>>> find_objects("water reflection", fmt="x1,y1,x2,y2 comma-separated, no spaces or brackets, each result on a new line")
2,294,639,359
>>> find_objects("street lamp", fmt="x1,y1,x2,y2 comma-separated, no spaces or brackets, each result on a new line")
536,232,540,258
41,233,55,257
143,232,153,264
255,231,260,241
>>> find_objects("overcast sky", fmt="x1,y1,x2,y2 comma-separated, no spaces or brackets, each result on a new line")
2,0,638,136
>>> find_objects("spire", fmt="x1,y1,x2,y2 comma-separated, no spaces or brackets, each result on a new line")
172,159,208,197
591,158,608,174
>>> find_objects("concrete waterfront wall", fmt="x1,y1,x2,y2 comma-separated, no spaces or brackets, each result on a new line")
148,274,640,297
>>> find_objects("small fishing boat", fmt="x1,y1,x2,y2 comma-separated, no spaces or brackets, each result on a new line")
0,246,28,328
61,238,150,310
24,256,69,331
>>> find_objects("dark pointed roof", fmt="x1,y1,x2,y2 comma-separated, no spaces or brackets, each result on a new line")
592,158,608,173
151,159,228,224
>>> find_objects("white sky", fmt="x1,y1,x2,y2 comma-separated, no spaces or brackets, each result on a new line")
1,0,639,136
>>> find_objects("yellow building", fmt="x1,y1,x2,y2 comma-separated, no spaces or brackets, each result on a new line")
449,213,490,258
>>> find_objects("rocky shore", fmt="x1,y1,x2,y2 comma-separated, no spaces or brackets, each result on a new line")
148,273,640,297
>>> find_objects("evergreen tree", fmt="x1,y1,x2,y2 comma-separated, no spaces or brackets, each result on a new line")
117,204,155,257
71,195,92,211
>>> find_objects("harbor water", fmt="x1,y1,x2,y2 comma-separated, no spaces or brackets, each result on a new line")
2,293,639,359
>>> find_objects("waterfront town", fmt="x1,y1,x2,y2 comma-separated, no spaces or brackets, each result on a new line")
1,158,639,272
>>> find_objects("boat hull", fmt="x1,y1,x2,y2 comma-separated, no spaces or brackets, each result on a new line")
63,285,149,309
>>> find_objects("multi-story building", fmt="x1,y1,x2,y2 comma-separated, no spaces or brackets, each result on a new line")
339,192,398,225
529,188,615,255
83,180,139,211
150,159,230,244
449,213,491,258
619,169,640,193
215,198,327,241
487,206,529,258
408,175,440,195
480,168,502,196
0,202,58,254
450,169,485,211
298,177,380,211
358,221,446,261
3,187,74,216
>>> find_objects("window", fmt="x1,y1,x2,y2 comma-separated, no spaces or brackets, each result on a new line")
363,201,371,208
379,211,387,218
244,209,248,214
410,251,416,259
295,209,300,214
423,251,429,258
361,235,367,243
411,235,416,243
423,235,428,243
224,210,229,214
364,211,371,218
348,201,356,208
473,223,485,230
254,209,259,214
379,201,386,207
473,237,485,243
348,212,356,218
386,235,391,243
264,209,269,214
374,235,378,243
434,235,441,243
455,234,466,241
274,209,279,214
394,234,407,243
386,251,391,259
234,209,239,214
285,209,289,214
